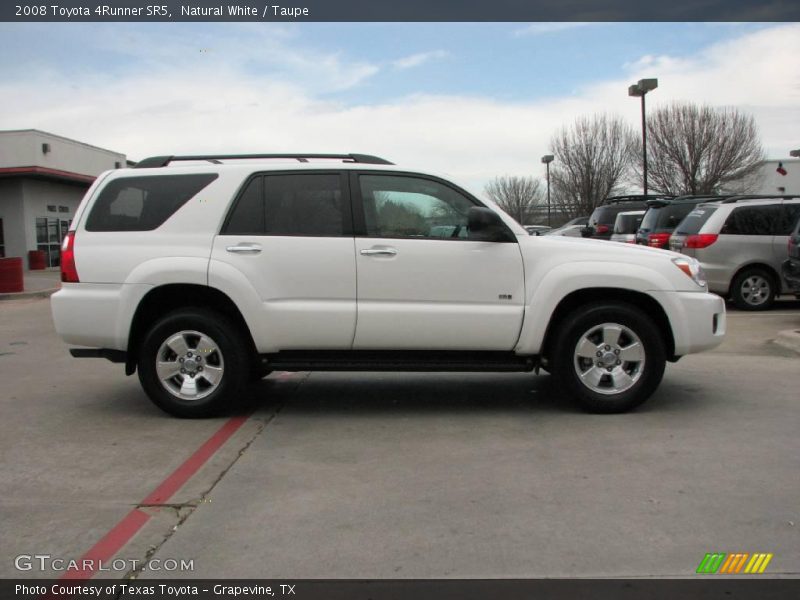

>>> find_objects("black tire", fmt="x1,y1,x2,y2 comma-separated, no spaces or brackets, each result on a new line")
730,267,776,311
551,302,666,414
137,308,251,418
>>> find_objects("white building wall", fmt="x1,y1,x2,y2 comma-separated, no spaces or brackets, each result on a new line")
724,159,800,195
753,159,800,195
0,130,125,177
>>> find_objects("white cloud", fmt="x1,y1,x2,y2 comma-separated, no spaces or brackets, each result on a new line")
514,22,595,37
392,50,449,70
1,24,798,194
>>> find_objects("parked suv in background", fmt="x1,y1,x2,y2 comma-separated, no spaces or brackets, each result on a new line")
670,196,800,310
636,196,728,249
584,196,672,240
610,210,645,244
51,153,725,417
782,216,800,293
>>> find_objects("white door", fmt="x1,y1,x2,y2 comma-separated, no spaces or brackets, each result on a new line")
211,171,357,352
352,173,525,351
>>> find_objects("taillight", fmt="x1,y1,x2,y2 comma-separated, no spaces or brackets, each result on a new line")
60,231,79,283
647,233,671,248
595,224,609,234
684,233,719,249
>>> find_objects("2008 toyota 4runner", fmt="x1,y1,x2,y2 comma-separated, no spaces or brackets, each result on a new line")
51,153,726,417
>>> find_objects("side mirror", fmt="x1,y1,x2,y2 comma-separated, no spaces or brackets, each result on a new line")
468,207,514,242
580,226,594,238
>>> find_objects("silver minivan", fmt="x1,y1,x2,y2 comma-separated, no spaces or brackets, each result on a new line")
670,196,800,310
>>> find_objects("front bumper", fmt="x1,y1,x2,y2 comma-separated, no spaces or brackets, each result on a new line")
648,290,726,356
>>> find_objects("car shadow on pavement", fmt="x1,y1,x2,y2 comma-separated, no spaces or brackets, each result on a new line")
75,370,706,419
243,371,706,418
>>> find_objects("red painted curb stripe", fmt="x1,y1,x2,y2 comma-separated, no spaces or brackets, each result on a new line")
142,415,250,505
59,509,150,581
58,414,250,581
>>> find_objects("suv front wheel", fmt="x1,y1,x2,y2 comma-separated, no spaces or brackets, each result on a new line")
137,309,251,418
551,303,666,413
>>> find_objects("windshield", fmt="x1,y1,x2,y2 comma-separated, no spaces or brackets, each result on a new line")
675,206,718,235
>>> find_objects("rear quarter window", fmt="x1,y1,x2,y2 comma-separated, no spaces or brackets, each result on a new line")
85,174,218,232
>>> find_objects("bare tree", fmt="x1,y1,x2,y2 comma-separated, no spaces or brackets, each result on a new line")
641,103,765,195
484,175,544,224
548,114,638,218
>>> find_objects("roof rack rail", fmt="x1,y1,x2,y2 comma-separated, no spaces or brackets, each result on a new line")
719,194,799,203
645,194,733,207
134,153,394,169
600,194,673,206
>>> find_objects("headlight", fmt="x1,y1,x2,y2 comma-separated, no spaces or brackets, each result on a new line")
672,257,707,288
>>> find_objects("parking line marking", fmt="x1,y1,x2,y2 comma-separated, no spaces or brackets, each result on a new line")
58,414,251,580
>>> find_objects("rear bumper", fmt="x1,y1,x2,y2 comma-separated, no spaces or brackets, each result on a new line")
649,290,726,356
782,258,800,292
51,282,151,350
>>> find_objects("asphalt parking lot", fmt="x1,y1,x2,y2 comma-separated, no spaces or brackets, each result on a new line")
1,296,798,580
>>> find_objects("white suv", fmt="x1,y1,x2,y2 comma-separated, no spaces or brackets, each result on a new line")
51,153,726,417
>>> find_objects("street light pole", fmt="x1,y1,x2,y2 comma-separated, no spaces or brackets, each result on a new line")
628,78,658,196
541,154,554,226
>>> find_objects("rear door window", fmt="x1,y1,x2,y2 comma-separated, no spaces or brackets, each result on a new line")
85,174,218,231
223,172,347,237
720,205,781,236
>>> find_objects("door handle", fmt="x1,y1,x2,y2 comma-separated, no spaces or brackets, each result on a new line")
360,247,397,256
226,244,262,254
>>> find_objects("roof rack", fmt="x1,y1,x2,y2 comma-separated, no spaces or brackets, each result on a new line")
646,194,732,207
719,194,799,204
134,153,394,169
600,194,673,206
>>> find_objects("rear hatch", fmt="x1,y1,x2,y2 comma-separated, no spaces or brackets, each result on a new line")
669,205,719,257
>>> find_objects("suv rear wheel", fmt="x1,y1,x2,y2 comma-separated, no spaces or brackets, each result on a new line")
551,303,666,413
137,308,251,418
730,267,776,311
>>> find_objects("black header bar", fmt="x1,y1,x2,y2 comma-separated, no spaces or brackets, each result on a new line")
3,0,799,22
4,579,800,600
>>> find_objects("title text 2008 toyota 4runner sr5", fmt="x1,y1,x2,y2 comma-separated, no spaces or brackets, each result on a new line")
51,153,726,417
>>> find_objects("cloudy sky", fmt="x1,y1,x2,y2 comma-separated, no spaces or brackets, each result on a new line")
1,22,798,190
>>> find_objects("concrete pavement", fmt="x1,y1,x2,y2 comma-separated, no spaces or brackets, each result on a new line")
1,296,798,579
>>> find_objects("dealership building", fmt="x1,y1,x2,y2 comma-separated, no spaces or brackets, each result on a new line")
0,129,126,268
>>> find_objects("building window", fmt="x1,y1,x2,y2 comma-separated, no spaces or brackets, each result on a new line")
0,218,5,258
58,206,69,213
47,205,57,212
36,217,70,268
